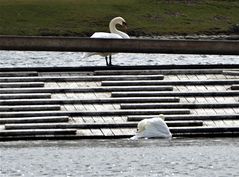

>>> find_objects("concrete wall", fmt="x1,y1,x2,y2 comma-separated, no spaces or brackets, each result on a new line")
0,35,238,55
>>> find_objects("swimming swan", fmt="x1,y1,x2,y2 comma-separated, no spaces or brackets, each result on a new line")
131,115,172,139
81,17,130,66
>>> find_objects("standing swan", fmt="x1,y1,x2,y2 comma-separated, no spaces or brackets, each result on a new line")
81,17,130,66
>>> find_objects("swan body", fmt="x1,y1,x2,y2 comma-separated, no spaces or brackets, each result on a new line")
131,115,172,140
81,17,130,66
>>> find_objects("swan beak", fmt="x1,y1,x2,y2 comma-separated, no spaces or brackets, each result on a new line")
122,22,127,30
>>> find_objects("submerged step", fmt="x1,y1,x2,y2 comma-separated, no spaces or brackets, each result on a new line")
127,114,239,121
0,97,180,105
0,71,38,77
0,82,44,88
4,121,203,130
0,129,77,136
0,105,61,112
0,109,191,118
121,103,239,109
101,80,239,86
0,93,51,100
0,86,173,94
111,91,239,97
0,116,69,124
0,75,164,82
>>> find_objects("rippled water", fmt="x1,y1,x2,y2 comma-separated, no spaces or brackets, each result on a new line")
1,138,239,177
0,50,239,67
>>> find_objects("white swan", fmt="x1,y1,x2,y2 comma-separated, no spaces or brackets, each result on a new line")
131,115,172,140
81,17,130,66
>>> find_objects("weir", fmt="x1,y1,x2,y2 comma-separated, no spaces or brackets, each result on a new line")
0,65,238,140
0,35,239,140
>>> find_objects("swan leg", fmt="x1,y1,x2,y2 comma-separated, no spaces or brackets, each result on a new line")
105,56,109,66
109,55,112,66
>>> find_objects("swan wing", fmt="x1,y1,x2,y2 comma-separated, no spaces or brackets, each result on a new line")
91,32,123,39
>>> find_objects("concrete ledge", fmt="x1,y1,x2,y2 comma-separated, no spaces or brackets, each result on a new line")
0,82,44,88
0,116,69,124
0,97,180,105
121,103,239,109
231,85,239,90
0,75,164,82
94,69,223,75
0,65,238,72
170,126,239,134
0,93,51,100
101,80,239,86
0,71,38,77
0,109,191,118
111,91,239,97
1,127,239,140
0,36,238,55
223,70,239,76
0,86,173,94
4,121,203,130
0,129,77,136
127,114,239,121
0,105,61,112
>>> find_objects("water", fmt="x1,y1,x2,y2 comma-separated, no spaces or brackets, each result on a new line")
0,51,238,67
1,138,239,177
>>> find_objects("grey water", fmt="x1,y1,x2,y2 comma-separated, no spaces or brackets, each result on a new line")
1,138,239,177
0,51,239,177
0,50,239,67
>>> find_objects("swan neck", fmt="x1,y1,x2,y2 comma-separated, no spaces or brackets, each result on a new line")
109,20,129,38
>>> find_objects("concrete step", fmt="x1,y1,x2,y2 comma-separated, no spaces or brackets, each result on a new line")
0,109,191,118
0,129,77,136
0,105,61,112
0,116,69,124
231,85,239,90
0,86,173,94
121,103,239,109
0,71,38,77
0,97,180,105
0,93,51,100
170,126,239,136
4,121,203,130
111,91,239,97
94,69,222,75
223,70,239,76
127,114,239,121
0,82,44,88
0,75,164,82
101,80,239,86
1,127,239,140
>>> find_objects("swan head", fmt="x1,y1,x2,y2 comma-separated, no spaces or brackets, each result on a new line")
159,114,165,121
109,17,127,32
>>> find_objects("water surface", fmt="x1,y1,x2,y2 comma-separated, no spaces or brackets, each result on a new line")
1,138,239,177
0,51,238,67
